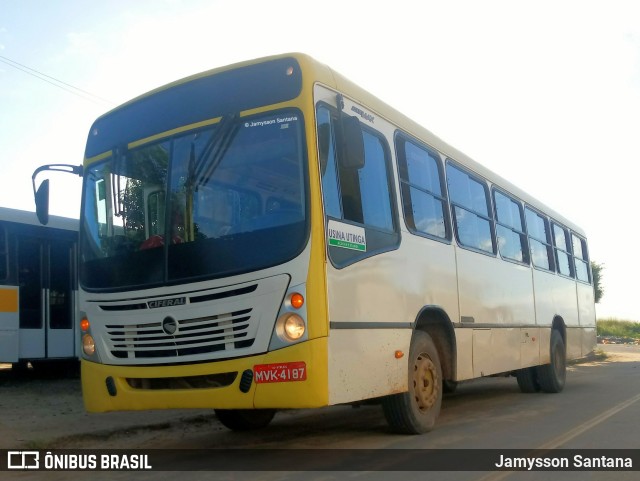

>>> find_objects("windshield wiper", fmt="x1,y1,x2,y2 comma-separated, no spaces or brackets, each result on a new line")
183,113,239,242
191,113,240,188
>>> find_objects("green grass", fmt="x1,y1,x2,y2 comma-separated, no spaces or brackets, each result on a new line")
597,318,640,339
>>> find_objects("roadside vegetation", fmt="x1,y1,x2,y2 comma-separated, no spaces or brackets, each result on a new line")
597,318,640,343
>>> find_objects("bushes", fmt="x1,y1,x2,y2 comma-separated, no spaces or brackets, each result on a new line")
597,318,640,339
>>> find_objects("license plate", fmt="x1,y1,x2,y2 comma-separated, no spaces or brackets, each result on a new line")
253,362,307,383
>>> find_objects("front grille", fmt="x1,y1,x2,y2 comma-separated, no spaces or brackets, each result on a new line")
89,274,290,364
126,372,237,390
106,308,254,359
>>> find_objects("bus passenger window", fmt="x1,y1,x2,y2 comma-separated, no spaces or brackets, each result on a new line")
357,132,394,231
397,138,448,240
525,207,554,271
0,226,6,280
494,190,528,263
316,106,395,232
316,103,399,267
572,234,590,283
552,223,573,277
447,163,494,253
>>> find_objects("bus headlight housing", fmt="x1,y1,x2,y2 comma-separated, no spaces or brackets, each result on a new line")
269,284,308,350
276,313,306,342
82,334,96,356
80,313,97,357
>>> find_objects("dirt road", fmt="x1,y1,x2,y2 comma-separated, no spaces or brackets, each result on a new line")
0,364,214,449
0,344,637,450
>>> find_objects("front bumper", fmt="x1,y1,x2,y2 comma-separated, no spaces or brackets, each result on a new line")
82,337,328,412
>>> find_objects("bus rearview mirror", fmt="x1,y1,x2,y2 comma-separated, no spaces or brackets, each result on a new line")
340,115,365,170
35,179,50,225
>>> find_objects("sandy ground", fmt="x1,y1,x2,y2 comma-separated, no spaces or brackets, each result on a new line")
0,364,215,449
594,344,640,364
1,344,638,450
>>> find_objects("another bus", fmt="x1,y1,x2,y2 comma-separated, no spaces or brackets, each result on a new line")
32,53,595,433
0,207,79,371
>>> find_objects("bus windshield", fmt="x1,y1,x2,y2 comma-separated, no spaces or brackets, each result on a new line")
80,110,308,290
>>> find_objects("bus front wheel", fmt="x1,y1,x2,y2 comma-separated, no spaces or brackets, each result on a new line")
214,409,276,431
382,331,442,434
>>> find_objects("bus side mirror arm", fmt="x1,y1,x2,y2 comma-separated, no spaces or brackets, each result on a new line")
31,164,83,225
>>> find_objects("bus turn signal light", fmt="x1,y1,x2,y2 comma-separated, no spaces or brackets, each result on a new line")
290,293,304,309
80,317,90,332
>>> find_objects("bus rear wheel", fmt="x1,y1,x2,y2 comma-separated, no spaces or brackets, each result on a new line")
536,329,566,393
382,331,442,434
214,409,276,431
516,367,540,393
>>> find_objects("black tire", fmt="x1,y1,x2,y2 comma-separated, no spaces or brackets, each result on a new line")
382,331,442,434
11,361,30,376
516,367,540,393
443,380,458,394
30,360,80,378
536,330,566,393
214,409,276,431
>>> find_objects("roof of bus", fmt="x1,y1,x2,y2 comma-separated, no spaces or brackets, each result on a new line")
90,52,586,237
0,207,78,232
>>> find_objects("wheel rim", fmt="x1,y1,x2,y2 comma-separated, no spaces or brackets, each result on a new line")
413,352,439,412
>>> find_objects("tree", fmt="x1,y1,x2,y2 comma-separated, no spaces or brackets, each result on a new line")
591,261,604,304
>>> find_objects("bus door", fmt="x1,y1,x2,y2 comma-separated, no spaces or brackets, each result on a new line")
17,235,76,360
0,286,19,362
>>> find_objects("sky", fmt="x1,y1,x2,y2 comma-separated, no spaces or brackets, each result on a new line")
1,0,639,321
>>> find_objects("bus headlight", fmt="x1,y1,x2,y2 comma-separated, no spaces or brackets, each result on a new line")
277,313,306,342
269,284,308,350
82,334,96,356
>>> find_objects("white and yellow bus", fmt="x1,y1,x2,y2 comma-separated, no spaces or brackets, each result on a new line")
0,207,78,371
33,53,595,433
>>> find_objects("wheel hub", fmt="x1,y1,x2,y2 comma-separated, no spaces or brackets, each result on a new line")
413,353,439,411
